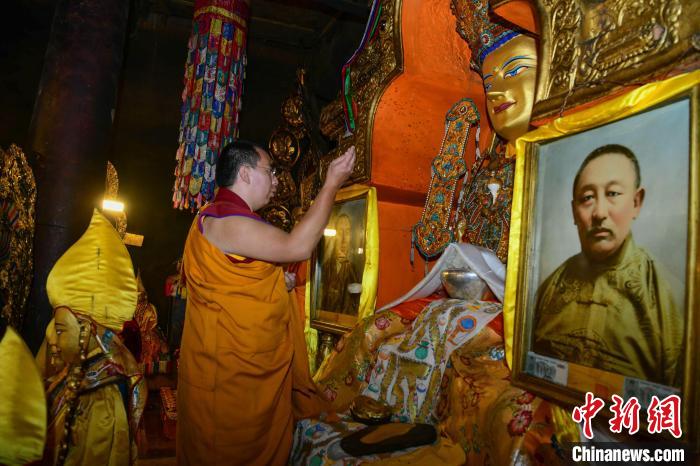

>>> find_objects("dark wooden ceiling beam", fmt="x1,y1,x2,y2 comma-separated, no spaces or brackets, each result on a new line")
313,0,369,17
141,0,368,19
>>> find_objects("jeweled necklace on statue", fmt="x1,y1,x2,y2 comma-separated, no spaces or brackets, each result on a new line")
458,135,515,263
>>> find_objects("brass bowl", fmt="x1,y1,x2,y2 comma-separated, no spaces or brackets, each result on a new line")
440,268,487,300
350,395,393,425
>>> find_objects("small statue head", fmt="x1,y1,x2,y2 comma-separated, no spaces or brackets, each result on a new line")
41,210,138,374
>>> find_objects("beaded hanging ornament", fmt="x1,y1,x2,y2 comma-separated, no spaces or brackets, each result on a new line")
172,0,251,210
412,98,480,261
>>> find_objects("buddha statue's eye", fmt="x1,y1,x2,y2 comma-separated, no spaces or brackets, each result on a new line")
504,65,529,79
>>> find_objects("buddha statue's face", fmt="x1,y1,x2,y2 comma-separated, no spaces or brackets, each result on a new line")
45,307,82,371
481,34,537,142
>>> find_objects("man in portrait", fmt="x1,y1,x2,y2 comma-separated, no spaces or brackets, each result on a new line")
533,144,683,387
321,213,361,315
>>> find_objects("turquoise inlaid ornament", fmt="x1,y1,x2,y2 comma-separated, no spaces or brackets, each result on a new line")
415,341,430,360
413,98,480,259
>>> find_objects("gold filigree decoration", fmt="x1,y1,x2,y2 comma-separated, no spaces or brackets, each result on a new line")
269,128,301,167
105,161,119,199
318,0,404,185
300,172,319,215
258,205,292,232
319,99,345,141
274,171,298,203
102,161,127,238
0,145,37,329
534,0,699,117
282,95,305,128
263,69,322,230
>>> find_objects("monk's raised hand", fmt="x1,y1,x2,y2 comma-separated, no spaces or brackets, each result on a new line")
325,145,356,190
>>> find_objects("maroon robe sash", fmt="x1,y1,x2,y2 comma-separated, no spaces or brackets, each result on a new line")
198,188,263,264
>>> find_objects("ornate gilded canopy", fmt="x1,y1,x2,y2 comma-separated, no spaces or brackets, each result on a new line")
531,0,699,117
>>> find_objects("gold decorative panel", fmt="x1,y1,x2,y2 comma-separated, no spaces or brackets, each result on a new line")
534,0,700,117
318,0,404,185
0,145,36,329
103,161,127,237
263,69,322,229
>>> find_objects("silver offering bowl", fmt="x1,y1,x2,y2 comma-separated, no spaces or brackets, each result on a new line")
440,268,487,300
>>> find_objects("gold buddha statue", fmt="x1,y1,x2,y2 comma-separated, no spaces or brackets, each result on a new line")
36,210,146,466
453,0,537,263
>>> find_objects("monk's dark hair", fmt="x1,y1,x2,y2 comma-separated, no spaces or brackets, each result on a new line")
215,140,265,187
572,144,641,198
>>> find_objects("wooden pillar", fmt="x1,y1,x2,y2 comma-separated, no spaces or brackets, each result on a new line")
22,0,130,351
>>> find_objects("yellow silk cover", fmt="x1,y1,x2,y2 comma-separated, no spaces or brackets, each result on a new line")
178,215,327,464
46,209,137,331
48,383,135,466
504,70,700,369
0,327,46,465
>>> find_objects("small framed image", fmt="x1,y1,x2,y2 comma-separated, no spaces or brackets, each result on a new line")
506,72,700,443
310,185,378,334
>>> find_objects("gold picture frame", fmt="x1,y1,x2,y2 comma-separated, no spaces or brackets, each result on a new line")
310,185,378,335
506,71,700,444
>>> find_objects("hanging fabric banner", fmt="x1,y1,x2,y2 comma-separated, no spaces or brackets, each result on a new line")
172,0,251,210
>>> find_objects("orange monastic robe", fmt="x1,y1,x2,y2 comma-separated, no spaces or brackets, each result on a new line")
177,200,326,465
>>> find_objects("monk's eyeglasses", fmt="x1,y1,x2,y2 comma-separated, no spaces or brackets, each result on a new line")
257,164,277,177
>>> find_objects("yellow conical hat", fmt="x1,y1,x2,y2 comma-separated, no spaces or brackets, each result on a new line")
46,209,137,330
0,327,46,465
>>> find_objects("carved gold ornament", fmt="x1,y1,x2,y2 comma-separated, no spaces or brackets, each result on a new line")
262,69,322,229
102,161,127,237
0,145,36,329
269,128,301,167
258,204,292,232
534,0,699,117
281,95,305,128
319,0,404,185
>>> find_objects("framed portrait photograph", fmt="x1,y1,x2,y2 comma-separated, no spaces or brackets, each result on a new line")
506,72,700,443
310,186,378,334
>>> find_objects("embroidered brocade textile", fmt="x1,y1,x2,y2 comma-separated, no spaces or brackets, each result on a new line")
295,305,568,464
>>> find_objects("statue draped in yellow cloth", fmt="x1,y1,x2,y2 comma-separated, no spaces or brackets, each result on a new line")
0,323,46,466
36,209,146,466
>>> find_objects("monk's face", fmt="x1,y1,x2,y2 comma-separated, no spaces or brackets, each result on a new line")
572,152,644,262
251,149,278,208
336,215,352,259
482,34,537,142
45,306,81,370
